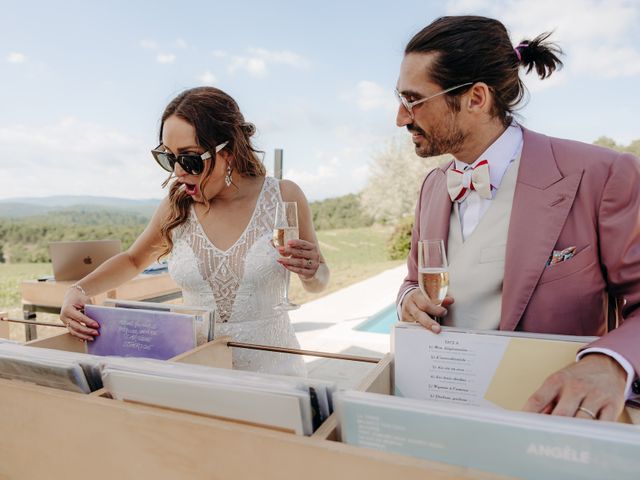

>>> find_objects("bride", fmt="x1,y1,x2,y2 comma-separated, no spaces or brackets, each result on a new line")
60,87,329,376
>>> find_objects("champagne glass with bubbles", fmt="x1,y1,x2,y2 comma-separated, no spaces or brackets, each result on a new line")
273,201,300,311
418,239,449,322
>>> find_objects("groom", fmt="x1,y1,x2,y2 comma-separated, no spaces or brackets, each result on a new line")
395,16,640,421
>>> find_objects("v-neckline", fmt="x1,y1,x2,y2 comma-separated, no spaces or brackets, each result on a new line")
453,156,520,245
191,177,268,254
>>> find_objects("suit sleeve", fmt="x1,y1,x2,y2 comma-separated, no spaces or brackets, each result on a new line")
586,152,640,373
396,174,432,309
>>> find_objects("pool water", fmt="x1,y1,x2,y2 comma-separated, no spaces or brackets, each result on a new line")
355,303,398,334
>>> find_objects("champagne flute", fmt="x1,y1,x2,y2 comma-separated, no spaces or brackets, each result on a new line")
273,201,300,311
418,239,449,323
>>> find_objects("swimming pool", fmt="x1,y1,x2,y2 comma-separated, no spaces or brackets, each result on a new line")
355,303,398,334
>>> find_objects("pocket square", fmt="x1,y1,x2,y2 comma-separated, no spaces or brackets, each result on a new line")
546,246,577,267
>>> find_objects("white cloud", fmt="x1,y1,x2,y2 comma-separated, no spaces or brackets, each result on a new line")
227,47,310,77
197,71,217,85
247,48,311,69
229,56,267,77
139,39,158,50
7,52,27,63
0,119,166,199
573,46,640,78
175,38,188,49
285,153,369,200
353,80,397,112
212,50,228,58
156,53,176,64
445,0,640,79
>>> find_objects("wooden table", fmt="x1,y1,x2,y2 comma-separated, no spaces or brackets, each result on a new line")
20,272,182,340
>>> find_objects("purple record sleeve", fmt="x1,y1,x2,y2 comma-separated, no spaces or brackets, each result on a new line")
85,305,196,360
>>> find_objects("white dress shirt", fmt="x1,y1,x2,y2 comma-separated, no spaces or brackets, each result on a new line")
399,123,637,399
455,123,522,240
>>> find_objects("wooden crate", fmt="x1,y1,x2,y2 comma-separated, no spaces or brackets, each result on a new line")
21,272,180,309
0,332,510,480
0,311,9,339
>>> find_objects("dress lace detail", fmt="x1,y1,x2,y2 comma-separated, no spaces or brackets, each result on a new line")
168,177,306,376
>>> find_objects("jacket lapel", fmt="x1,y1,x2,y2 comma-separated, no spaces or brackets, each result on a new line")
421,162,454,253
500,129,584,330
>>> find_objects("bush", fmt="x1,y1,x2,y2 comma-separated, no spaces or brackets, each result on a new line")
310,194,373,230
386,215,414,260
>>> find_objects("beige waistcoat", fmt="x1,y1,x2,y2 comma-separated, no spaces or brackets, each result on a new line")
444,155,521,329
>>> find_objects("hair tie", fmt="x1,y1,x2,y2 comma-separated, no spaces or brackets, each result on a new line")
514,42,528,62
241,122,256,137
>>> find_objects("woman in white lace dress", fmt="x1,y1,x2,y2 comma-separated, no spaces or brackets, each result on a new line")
60,87,329,376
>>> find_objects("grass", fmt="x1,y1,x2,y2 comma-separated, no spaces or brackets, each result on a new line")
0,226,403,341
289,225,404,304
0,263,52,312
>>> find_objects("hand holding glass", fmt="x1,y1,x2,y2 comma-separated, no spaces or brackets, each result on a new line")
418,239,449,321
273,202,300,311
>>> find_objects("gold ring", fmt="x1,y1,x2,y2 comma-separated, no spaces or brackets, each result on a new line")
577,406,597,419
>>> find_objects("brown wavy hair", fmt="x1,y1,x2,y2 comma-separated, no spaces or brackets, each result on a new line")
406,16,563,127
158,87,265,258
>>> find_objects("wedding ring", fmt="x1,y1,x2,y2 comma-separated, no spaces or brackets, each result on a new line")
306,259,313,267
577,406,597,419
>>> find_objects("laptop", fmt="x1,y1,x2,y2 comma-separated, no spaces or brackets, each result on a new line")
49,240,122,281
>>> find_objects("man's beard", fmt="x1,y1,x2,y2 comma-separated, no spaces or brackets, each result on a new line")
408,120,466,158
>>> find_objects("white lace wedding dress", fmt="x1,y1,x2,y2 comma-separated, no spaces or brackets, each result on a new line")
168,177,306,376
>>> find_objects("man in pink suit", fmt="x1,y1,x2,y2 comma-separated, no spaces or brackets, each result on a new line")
395,16,639,421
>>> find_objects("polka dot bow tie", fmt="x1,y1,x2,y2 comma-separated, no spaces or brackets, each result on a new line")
446,160,492,203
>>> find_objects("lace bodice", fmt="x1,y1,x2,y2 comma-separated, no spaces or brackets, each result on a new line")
168,177,305,376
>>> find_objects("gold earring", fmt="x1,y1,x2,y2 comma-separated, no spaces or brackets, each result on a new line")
225,165,232,187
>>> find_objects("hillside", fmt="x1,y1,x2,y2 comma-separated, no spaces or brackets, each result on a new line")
0,193,373,263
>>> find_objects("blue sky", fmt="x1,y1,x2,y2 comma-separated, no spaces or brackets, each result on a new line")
1,0,639,201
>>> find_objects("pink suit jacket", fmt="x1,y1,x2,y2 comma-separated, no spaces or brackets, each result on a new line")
397,128,640,373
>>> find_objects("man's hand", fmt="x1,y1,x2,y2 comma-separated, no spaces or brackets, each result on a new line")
523,353,627,421
400,289,454,333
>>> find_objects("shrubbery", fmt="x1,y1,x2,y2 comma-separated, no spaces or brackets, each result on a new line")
310,193,373,230
386,215,414,260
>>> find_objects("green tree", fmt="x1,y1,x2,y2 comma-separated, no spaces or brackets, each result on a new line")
593,136,640,156
361,137,449,225
310,194,373,230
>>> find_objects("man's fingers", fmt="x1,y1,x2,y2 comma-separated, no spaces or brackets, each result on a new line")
441,296,455,308
412,291,448,317
598,403,618,422
575,403,600,421
540,403,554,415
523,375,562,413
550,391,584,417
408,302,441,333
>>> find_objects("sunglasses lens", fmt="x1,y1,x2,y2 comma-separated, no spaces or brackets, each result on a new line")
154,152,174,172
179,155,204,175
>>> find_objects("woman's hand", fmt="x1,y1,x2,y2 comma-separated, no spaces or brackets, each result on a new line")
277,239,322,280
60,287,100,342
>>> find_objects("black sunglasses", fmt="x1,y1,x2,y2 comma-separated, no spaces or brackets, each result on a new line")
151,141,228,175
